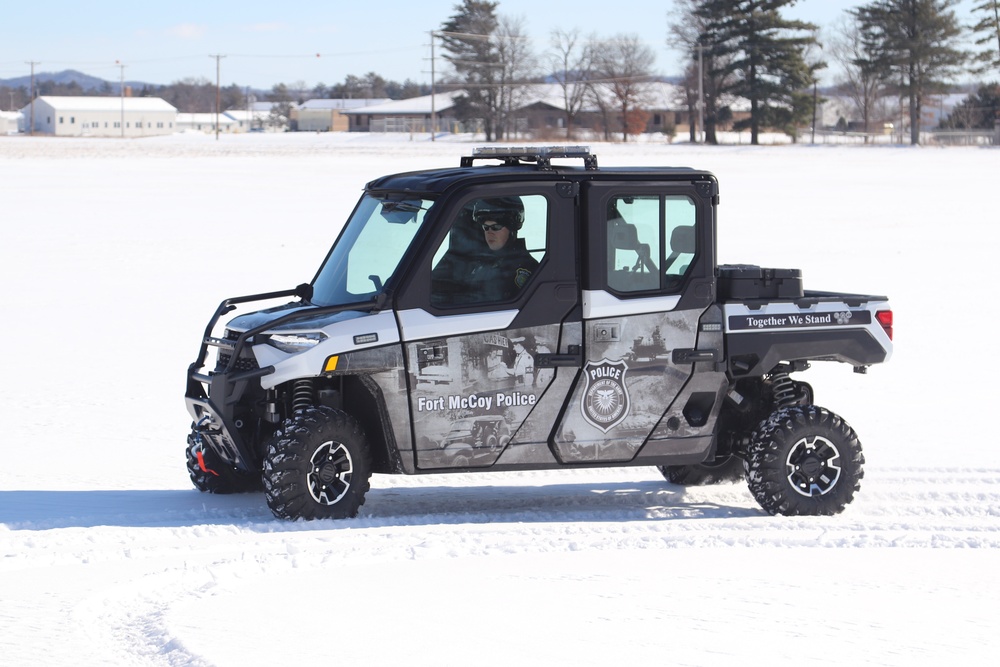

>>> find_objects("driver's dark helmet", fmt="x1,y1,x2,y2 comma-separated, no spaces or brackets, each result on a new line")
472,196,525,232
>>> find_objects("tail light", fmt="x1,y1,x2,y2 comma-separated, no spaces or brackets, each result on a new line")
876,310,893,340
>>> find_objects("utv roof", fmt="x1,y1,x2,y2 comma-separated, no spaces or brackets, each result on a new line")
364,145,715,195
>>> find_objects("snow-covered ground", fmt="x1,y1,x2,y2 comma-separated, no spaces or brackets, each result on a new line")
1,132,998,666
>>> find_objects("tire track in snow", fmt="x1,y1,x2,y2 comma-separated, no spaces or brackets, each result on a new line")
4,466,1000,665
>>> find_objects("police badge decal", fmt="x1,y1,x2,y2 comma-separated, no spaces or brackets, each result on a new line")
581,358,630,433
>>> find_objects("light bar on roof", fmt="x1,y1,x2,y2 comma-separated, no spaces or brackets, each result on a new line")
471,145,592,159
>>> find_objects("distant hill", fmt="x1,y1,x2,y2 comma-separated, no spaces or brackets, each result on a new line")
0,69,148,93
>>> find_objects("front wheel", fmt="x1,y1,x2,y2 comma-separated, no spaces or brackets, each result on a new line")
262,406,372,520
746,405,864,516
185,431,263,494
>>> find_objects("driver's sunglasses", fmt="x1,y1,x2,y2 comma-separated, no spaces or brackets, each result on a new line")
481,223,505,232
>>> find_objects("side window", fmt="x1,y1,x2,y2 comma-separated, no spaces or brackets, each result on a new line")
663,196,697,287
608,196,660,292
606,194,697,294
431,194,547,308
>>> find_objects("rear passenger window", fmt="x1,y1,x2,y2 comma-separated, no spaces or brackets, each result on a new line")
606,195,696,293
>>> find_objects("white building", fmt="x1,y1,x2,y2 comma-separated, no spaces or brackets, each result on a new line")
176,112,238,134
0,110,21,135
223,109,265,132
24,96,177,137
222,102,297,132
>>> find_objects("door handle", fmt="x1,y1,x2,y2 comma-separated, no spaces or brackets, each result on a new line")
536,354,582,368
536,345,582,368
672,348,719,363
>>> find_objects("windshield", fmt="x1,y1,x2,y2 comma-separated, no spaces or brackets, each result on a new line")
311,194,434,307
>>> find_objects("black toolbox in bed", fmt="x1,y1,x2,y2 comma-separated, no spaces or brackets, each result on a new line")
717,264,804,300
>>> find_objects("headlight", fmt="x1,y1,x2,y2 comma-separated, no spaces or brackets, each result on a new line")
265,332,327,354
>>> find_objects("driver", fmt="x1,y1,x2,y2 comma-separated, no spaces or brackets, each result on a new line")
464,197,539,302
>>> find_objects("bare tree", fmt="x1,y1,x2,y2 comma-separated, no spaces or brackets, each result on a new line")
668,0,737,144
267,83,295,130
155,77,219,112
494,15,536,139
0,86,29,112
291,80,310,105
595,34,656,142
668,0,704,142
829,15,891,138
548,29,597,139
675,61,700,142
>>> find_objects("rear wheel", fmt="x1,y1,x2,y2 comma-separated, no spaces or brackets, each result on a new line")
263,406,372,520
185,431,262,494
746,405,864,516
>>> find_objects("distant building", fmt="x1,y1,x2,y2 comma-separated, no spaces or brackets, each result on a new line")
223,101,296,132
293,98,391,132
815,92,964,136
224,109,266,132
176,112,238,134
24,96,177,137
0,110,21,134
340,84,690,137
341,92,465,133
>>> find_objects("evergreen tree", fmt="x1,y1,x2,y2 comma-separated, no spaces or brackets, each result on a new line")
439,0,501,140
693,0,820,145
971,1,1000,76
852,0,970,144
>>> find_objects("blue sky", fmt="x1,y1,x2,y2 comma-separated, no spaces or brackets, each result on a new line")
0,0,979,90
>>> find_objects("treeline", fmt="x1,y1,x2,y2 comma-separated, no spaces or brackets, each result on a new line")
415,0,1000,144
0,74,432,114
2,79,113,111
937,83,1000,130
5,0,999,143
668,0,998,144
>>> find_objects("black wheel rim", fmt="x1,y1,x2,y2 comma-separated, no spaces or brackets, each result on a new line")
785,435,841,497
308,440,354,505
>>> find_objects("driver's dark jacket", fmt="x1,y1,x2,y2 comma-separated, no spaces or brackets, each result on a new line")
432,237,538,306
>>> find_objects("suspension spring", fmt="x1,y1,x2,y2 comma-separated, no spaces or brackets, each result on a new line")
291,378,315,414
770,371,797,408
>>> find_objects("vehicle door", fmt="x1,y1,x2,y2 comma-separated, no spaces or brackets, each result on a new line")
550,180,727,463
394,182,581,469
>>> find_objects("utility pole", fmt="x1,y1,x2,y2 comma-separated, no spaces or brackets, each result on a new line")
899,71,905,145
696,45,704,144
116,60,125,138
26,60,39,136
430,31,437,141
811,80,818,145
210,54,226,140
